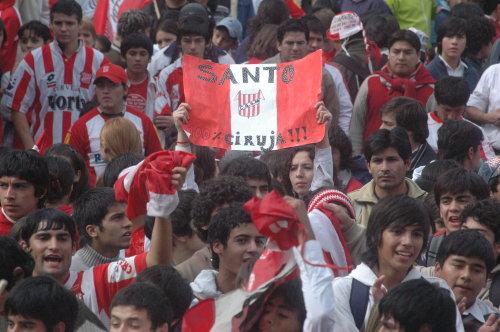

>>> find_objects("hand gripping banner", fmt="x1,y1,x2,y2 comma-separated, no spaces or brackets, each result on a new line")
182,50,324,151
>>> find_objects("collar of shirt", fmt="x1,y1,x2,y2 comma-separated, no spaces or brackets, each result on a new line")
1,208,16,224
53,39,84,57
349,262,423,286
463,299,498,323
439,55,467,77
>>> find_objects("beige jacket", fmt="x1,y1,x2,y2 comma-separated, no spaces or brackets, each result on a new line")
175,246,212,282
348,178,427,228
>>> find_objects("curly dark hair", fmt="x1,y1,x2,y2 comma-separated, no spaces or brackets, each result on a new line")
461,198,500,244
191,175,253,242
464,16,496,57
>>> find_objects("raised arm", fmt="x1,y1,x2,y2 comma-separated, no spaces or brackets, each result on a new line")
146,166,187,267
173,103,198,192
311,102,335,190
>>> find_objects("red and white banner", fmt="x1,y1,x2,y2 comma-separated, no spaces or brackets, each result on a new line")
94,0,152,41
182,50,324,151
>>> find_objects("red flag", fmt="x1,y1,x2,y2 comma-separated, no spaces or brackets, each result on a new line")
182,50,324,152
94,0,152,41
114,150,196,220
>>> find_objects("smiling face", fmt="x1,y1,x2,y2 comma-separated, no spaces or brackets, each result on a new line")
377,224,425,274
28,222,76,284
289,151,314,197
439,191,475,234
435,255,487,308
212,223,266,275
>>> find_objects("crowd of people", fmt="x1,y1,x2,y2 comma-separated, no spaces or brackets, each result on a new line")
1,0,500,331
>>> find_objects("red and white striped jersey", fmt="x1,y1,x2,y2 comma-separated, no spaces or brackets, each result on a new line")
1,41,107,146
65,106,162,187
66,252,147,327
155,58,184,116
126,73,156,120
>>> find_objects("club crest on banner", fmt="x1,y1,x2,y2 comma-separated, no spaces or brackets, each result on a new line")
237,90,264,118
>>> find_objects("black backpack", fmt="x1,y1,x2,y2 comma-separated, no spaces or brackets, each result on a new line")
333,54,371,102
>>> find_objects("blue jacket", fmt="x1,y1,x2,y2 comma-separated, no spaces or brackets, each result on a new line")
425,56,479,92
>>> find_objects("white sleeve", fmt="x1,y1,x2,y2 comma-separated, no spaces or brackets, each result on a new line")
174,144,199,192
311,146,334,191
292,240,335,332
81,0,97,18
331,277,360,331
218,52,235,64
154,68,172,115
467,66,494,111
148,49,170,78
412,165,425,182
326,65,353,134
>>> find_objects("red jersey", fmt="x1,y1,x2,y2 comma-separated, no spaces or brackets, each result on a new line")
155,58,184,116
0,0,21,73
1,41,107,147
66,252,147,327
0,208,15,236
65,107,162,186
126,74,156,119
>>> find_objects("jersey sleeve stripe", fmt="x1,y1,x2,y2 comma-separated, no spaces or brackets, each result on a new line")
11,71,33,112
42,44,54,73
80,47,94,89
24,52,35,70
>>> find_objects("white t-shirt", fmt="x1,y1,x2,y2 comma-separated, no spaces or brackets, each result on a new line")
467,63,500,150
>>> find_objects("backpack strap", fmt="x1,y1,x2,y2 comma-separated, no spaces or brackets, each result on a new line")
334,54,370,80
350,278,370,330
426,235,443,267
489,272,500,307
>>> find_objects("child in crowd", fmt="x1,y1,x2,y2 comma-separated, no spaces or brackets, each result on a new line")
331,195,462,331
435,230,499,331
462,199,500,308
425,167,490,266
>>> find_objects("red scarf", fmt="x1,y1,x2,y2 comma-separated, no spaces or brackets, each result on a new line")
376,63,435,99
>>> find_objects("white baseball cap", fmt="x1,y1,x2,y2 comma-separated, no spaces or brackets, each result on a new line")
327,11,363,42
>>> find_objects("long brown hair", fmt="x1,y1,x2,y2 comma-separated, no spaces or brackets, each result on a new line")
100,117,143,161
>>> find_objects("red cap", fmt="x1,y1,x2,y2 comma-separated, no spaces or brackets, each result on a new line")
95,64,128,85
